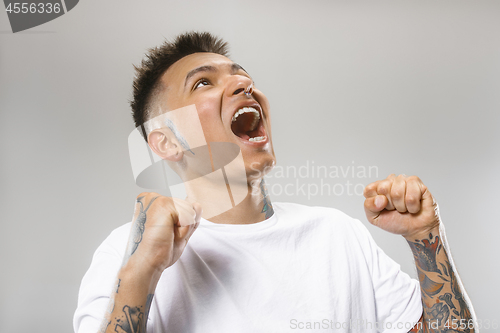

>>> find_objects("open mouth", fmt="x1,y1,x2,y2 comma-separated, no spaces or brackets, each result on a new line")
230,106,267,142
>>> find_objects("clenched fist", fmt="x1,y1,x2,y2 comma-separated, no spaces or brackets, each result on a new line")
363,174,440,240
123,193,202,275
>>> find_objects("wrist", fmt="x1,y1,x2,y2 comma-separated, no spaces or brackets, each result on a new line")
120,257,163,293
403,224,440,242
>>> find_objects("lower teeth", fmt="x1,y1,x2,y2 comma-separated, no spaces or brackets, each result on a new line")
249,136,265,142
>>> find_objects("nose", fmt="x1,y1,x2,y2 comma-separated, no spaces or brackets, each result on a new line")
227,75,254,97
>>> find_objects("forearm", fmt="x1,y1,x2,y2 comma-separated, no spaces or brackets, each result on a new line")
406,226,476,332
90,194,199,333
99,261,160,333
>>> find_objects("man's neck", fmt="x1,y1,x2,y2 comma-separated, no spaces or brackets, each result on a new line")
184,177,274,225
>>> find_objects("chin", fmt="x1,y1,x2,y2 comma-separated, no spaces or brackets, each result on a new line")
245,155,276,181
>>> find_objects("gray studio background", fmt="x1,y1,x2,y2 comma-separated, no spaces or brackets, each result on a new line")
1,0,498,331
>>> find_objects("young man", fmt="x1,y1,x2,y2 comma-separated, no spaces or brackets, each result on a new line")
74,32,476,333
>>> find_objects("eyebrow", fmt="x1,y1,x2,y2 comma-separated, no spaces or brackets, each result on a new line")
231,63,248,74
184,65,217,87
184,63,250,88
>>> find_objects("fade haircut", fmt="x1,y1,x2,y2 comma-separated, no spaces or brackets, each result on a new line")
131,31,229,138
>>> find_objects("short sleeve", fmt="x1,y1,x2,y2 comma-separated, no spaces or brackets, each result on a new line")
73,223,130,333
350,219,423,333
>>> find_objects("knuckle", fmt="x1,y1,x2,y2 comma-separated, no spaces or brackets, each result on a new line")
405,195,417,205
391,189,402,198
408,175,421,182
378,188,388,195
156,196,169,203
156,196,174,209
362,186,372,197
377,182,390,194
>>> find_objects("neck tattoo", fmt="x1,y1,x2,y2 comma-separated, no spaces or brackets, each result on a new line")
260,179,274,219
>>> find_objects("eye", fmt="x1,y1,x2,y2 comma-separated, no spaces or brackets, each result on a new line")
194,78,210,90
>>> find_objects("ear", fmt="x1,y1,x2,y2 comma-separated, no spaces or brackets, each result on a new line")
148,128,184,162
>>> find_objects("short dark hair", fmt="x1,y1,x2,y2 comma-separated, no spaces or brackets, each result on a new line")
131,31,229,133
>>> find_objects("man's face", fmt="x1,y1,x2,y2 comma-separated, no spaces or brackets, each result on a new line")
158,52,276,178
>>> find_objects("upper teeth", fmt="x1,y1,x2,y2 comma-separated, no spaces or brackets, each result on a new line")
232,107,261,129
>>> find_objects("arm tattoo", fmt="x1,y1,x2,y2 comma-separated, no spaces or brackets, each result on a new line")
417,269,444,297
428,302,450,327
260,179,274,220
100,197,158,332
113,294,154,333
447,259,472,321
439,293,456,310
408,232,474,332
115,278,121,293
114,305,143,333
410,234,442,274
440,262,449,276
131,196,158,255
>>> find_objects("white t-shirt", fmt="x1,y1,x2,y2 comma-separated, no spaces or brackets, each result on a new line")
74,202,422,333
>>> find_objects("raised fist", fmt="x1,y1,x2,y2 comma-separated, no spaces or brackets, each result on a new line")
363,174,440,239
123,193,202,274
